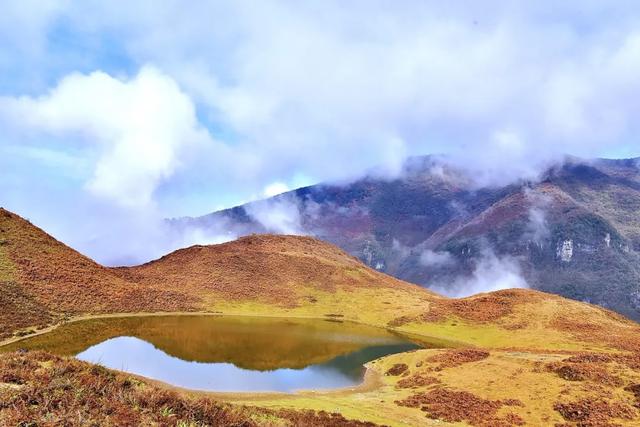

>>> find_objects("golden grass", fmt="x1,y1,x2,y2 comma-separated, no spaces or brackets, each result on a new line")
221,347,640,426
0,351,381,426
0,244,16,282
3,207,640,425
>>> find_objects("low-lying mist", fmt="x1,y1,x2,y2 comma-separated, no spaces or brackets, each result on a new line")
427,247,529,298
2,2,640,292
0,153,551,302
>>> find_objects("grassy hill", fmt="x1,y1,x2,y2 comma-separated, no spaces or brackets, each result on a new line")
2,207,640,425
0,207,435,340
0,208,198,337
186,156,640,320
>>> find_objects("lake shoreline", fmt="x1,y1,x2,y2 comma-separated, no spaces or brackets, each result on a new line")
0,310,462,348
0,311,431,400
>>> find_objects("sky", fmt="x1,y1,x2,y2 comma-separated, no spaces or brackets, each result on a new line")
1,1,640,264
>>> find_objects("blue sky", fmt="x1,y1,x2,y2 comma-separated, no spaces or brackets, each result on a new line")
1,1,639,264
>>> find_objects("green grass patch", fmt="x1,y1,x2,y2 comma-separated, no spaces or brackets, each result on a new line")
0,245,16,282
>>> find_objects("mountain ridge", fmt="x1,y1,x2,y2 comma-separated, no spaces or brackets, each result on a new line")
2,205,638,353
3,206,640,425
0,207,434,339
184,155,640,319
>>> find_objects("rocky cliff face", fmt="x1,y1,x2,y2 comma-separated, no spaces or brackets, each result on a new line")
182,156,640,320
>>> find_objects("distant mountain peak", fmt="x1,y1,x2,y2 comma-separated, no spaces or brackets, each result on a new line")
180,156,640,320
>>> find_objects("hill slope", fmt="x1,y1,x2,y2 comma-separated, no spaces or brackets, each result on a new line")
0,207,435,339
2,207,640,425
185,156,640,320
0,208,199,335
2,206,638,354
120,233,430,307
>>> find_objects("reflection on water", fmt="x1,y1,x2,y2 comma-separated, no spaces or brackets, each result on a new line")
2,315,430,392
77,336,415,392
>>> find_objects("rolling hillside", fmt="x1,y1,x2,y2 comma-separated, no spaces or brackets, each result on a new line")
0,207,434,340
0,208,198,336
3,207,640,425
185,156,640,320
2,206,639,353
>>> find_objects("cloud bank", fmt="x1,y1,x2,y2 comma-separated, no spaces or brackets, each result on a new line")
429,247,529,298
1,1,640,264
1,67,210,208
244,195,304,235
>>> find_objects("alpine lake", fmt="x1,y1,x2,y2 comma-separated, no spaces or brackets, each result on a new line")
1,315,451,393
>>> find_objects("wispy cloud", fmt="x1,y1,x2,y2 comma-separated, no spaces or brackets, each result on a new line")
244,194,304,235
0,66,211,208
429,246,528,298
522,187,553,245
1,1,640,263
419,249,456,268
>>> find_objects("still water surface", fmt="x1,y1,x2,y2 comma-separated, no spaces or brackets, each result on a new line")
3,315,427,392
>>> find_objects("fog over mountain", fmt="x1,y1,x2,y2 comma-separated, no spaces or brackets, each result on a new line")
0,2,639,278
178,156,640,320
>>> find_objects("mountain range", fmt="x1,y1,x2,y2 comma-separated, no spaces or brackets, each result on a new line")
180,156,640,320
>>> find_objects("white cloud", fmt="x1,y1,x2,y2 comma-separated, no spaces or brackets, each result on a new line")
118,2,640,186
419,250,455,268
0,66,236,265
391,239,411,259
430,247,528,298
244,195,304,235
0,66,209,208
263,182,290,198
2,1,640,264
522,187,552,244
5,2,640,198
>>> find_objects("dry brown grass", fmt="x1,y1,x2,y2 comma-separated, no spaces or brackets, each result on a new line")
395,373,440,389
122,234,427,307
625,384,640,408
0,208,430,340
425,349,490,369
0,350,253,426
268,409,381,427
0,350,382,427
372,346,640,426
384,363,408,376
4,207,640,425
0,209,197,340
541,352,640,425
4,206,640,357
546,360,623,387
554,398,637,425
422,288,550,323
551,314,640,353
394,387,524,426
